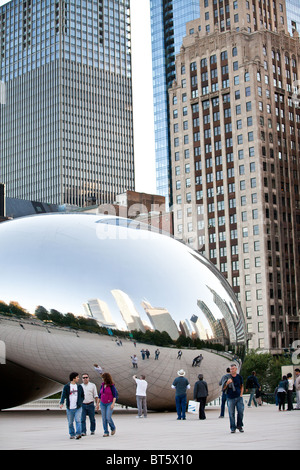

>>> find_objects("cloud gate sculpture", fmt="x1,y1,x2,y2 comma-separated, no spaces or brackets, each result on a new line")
0,213,246,410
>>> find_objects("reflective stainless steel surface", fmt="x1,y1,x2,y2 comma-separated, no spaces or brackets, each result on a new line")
0,214,245,409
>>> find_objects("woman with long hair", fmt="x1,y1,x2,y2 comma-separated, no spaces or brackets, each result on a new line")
98,372,117,436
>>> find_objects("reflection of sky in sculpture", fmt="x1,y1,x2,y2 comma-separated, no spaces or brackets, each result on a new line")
0,213,245,344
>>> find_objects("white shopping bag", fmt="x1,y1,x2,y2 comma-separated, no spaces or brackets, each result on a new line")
188,400,199,414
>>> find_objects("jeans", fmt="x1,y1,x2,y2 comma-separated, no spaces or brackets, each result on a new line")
100,402,116,434
248,388,258,407
81,403,96,434
66,407,82,437
277,392,286,410
197,397,207,420
175,394,187,419
136,395,147,417
227,396,244,431
220,391,227,417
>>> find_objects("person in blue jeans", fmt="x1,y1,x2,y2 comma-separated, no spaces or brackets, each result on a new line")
245,371,260,408
223,364,244,433
219,368,231,418
171,369,190,420
81,373,99,435
59,372,85,439
97,372,117,437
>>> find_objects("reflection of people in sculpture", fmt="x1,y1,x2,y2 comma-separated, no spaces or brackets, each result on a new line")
131,354,138,368
177,350,182,359
192,354,203,367
94,364,103,375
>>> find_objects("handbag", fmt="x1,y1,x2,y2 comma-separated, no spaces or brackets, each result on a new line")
188,400,200,414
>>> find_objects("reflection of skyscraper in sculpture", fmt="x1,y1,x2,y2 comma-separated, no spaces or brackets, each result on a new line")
111,290,145,333
190,315,209,341
197,300,228,344
207,286,245,344
83,299,117,330
141,300,179,340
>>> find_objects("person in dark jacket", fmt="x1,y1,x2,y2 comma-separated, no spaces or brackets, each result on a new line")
193,374,208,420
59,372,85,439
245,371,260,408
277,375,289,411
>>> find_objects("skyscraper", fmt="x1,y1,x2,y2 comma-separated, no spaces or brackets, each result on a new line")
150,0,200,207
168,0,300,353
0,0,134,206
285,0,300,35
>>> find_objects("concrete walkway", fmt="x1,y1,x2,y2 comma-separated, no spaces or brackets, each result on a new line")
0,405,299,451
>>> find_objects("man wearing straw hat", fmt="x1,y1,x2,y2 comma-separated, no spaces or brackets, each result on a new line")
171,369,190,420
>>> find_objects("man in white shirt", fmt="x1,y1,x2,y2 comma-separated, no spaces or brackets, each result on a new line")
60,372,85,439
81,373,99,436
133,374,148,418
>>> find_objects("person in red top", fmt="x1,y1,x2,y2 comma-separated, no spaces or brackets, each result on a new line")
97,372,118,437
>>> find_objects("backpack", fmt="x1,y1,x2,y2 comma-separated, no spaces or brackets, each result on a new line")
246,376,256,388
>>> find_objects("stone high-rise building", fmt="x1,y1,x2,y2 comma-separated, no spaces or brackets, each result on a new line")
0,0,134,206
169,0,300,353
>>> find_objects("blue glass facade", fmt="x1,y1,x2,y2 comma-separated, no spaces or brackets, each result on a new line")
150,0,200,207
285,0,300,35
0,0,134,206
0,0,131,82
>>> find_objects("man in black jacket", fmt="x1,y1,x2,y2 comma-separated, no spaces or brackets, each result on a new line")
245,371,260,408
60,372,85,439
193,374,208,420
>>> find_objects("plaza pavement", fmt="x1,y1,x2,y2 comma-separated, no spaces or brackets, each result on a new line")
0,404,299,451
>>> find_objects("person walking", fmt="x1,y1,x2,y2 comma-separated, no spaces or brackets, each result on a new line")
277,375,288,411
177,350,182,360
59,372,85,439
219,368,231,418
81,373,98,436
295,369,300,410
93,363,103,375
140,349,146,360
223,364,244,433
245,371,260,408
193,374,208,420
171,369,190,420
131,354,138,368
97,372,118,437
133,374,148,418
287,373,294,411
155,349,160,360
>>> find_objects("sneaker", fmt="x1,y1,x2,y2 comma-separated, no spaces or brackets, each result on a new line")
136,415,143,418
111,428,116,436
75,435,81,439
81,433,86,436
91,432,95,435
238,427,244,433
231,430,236,433
70,436,75,439
103,433,109,437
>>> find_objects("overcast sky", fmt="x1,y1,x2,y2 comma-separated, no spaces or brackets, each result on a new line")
0,0,157,195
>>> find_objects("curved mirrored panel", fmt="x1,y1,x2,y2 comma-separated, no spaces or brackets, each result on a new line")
0,213,246,346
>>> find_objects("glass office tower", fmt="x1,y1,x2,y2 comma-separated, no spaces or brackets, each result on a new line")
150,0,200,207
0,0,134,206
285,0,300,35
